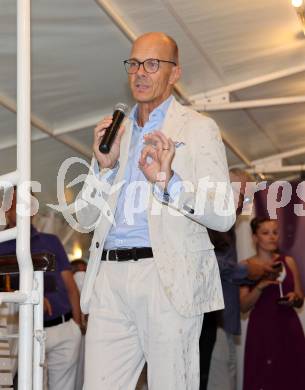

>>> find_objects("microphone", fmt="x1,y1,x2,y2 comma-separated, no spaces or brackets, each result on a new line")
99,102,129,154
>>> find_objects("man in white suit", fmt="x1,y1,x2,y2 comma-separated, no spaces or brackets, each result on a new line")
78,32,235,390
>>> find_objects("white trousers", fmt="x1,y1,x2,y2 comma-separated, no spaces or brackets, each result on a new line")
207,327,237,390
84,258,203,390
44,318,82,390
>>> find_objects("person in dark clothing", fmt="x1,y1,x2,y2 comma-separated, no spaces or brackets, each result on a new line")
241,217,305,390
0,189,82,390
199,169,279,390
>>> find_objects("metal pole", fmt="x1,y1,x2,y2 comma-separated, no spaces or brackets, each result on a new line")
247,165,305,173
0,292,28,304
0,170,19,188
194,95,305,111
33,271,45,390
0,227,17,243
252,145,305,164
193,64,305,98
17,1,34,389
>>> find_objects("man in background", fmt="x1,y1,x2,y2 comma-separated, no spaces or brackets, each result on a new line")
0,189,82,390
71,258,87,292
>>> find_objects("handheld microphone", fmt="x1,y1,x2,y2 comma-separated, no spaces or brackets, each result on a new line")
99,102,129,154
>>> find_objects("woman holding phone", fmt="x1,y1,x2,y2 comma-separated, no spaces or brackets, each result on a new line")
240,217,305,390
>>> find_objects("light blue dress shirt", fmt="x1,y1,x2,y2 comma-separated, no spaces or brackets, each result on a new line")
104,95,177,249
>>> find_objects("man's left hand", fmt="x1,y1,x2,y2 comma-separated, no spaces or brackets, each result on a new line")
139,131,175,189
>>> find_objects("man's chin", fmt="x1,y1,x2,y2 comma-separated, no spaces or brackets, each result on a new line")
132,92,152,103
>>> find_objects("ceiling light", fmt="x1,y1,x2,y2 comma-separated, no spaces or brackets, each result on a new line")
74,247,82,259
292,0,303,8
69,245,83,261
292,0,305,35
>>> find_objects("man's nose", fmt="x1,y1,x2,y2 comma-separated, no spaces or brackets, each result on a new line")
137,63,147,75
135,72,147,83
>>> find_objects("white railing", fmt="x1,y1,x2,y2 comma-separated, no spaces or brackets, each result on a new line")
0,1,44,389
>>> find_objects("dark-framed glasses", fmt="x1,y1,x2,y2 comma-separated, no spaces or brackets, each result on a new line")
123,58,177,74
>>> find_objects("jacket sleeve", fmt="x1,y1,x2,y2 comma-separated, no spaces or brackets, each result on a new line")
154,116,236,232
216,250,249,283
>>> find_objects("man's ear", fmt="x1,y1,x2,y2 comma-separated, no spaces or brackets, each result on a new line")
169,65,181,85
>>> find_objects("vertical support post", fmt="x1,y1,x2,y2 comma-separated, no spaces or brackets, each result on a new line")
16,1,34,389
33,271,45,390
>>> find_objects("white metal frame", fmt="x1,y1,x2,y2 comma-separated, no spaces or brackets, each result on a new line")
192,94,305,112
231,143,305,175
189,53,305,174
0,1,44,389
0,93,92,158
247,146,305,174
192,64,305,99
191,64,305,112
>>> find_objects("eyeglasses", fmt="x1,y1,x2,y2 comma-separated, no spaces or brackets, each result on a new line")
123,58,177,74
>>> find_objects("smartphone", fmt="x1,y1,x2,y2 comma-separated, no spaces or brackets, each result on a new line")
277,296,289,305
272,262,283,271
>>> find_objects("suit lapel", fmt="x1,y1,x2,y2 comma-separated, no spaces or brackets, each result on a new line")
161,98,188,143
147,98,189,223
106,118,133,213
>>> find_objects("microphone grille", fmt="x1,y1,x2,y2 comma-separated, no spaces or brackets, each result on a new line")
114,102,129,114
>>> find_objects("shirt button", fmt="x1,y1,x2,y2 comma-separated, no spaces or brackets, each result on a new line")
106,210,111,216
96,242,100,248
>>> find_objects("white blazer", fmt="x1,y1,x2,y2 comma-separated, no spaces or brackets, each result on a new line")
78,98,236,317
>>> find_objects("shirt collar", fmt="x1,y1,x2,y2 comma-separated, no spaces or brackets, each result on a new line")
129,95,173,126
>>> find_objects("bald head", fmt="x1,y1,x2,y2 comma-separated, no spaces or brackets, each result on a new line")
132,32,179,64
127,32,181,115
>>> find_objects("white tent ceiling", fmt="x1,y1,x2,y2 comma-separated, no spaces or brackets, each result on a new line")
1,0,305,208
